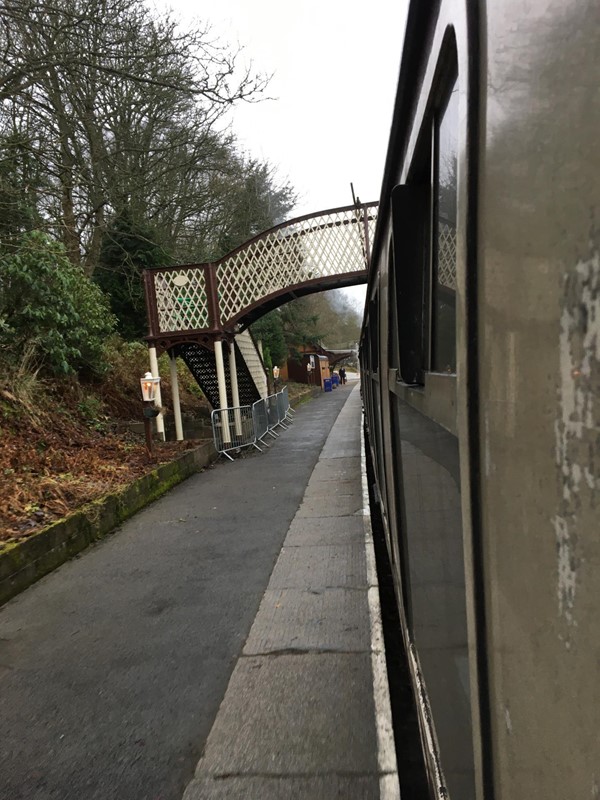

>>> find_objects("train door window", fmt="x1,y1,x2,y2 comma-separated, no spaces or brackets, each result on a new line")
387,239,400,371
431,75,458,374
369,292,387,500
369,296,379,373
391,182,431,384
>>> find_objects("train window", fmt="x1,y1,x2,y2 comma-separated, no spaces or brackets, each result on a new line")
431,76,458,373
369,297,379,373
391,182,430,384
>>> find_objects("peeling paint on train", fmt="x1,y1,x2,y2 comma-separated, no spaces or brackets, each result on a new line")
554,246,599,630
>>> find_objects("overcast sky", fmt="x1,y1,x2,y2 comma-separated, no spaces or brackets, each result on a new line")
156,0,409,307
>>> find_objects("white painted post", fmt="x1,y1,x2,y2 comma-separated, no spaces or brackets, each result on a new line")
229,340,243,437
214,338,231,444
169,352,184,441
148,346,165,441
253,338,268,399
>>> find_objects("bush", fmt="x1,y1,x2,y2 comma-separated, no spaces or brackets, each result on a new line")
0,231,116,375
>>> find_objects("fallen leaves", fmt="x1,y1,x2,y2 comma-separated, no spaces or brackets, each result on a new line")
0,423,199,544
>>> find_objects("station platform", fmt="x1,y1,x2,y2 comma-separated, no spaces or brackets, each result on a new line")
184,383,399,800
0,381,399,800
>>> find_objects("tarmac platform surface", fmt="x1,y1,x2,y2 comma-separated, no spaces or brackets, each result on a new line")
185,382,399,799
0,380,398,800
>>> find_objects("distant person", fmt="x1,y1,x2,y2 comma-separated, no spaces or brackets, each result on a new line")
339,367,346,385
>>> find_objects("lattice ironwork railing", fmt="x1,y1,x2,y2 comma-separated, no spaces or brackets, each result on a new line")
438,222,457,290
154,267,210,332
147,203,377,336
217,204,377,325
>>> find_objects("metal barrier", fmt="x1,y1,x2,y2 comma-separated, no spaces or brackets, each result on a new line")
280,386,294,419
266,394,281,433
213,387,295,461
211,405,262,461
276,390,290,429
252,399,273,445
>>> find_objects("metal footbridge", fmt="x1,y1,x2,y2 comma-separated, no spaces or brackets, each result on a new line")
142,202,377,438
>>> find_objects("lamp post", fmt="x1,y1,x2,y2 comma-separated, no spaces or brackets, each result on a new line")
140,371,161,457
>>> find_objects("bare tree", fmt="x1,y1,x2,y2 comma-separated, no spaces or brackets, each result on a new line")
0,0,272,270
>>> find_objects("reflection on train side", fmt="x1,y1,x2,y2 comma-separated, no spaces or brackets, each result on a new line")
392,397,474,799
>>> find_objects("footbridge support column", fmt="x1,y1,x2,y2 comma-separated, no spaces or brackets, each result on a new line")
148,346,165,441
229,341,243,437
214,338,231,444
169,352,184,441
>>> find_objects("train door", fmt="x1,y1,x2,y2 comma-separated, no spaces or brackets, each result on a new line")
385,29,476,800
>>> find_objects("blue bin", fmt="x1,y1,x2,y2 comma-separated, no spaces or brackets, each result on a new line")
332,374,339,387
323,378,333,392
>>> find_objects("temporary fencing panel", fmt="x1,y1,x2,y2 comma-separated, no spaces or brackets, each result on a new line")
213,387,295,461
211,405,262,461
276,391,289,429
281,386,294,419
267,394,280,432
252,399,271,444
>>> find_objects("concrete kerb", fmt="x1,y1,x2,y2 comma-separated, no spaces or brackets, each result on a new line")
0,441,217,607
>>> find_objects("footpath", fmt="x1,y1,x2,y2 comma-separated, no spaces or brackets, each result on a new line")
0,382,398,800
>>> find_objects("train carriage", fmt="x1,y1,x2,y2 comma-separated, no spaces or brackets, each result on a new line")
360,1,599,798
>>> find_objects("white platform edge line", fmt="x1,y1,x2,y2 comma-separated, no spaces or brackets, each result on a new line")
361,413,401,800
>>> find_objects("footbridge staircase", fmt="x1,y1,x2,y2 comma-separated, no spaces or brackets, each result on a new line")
176,331,267,410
